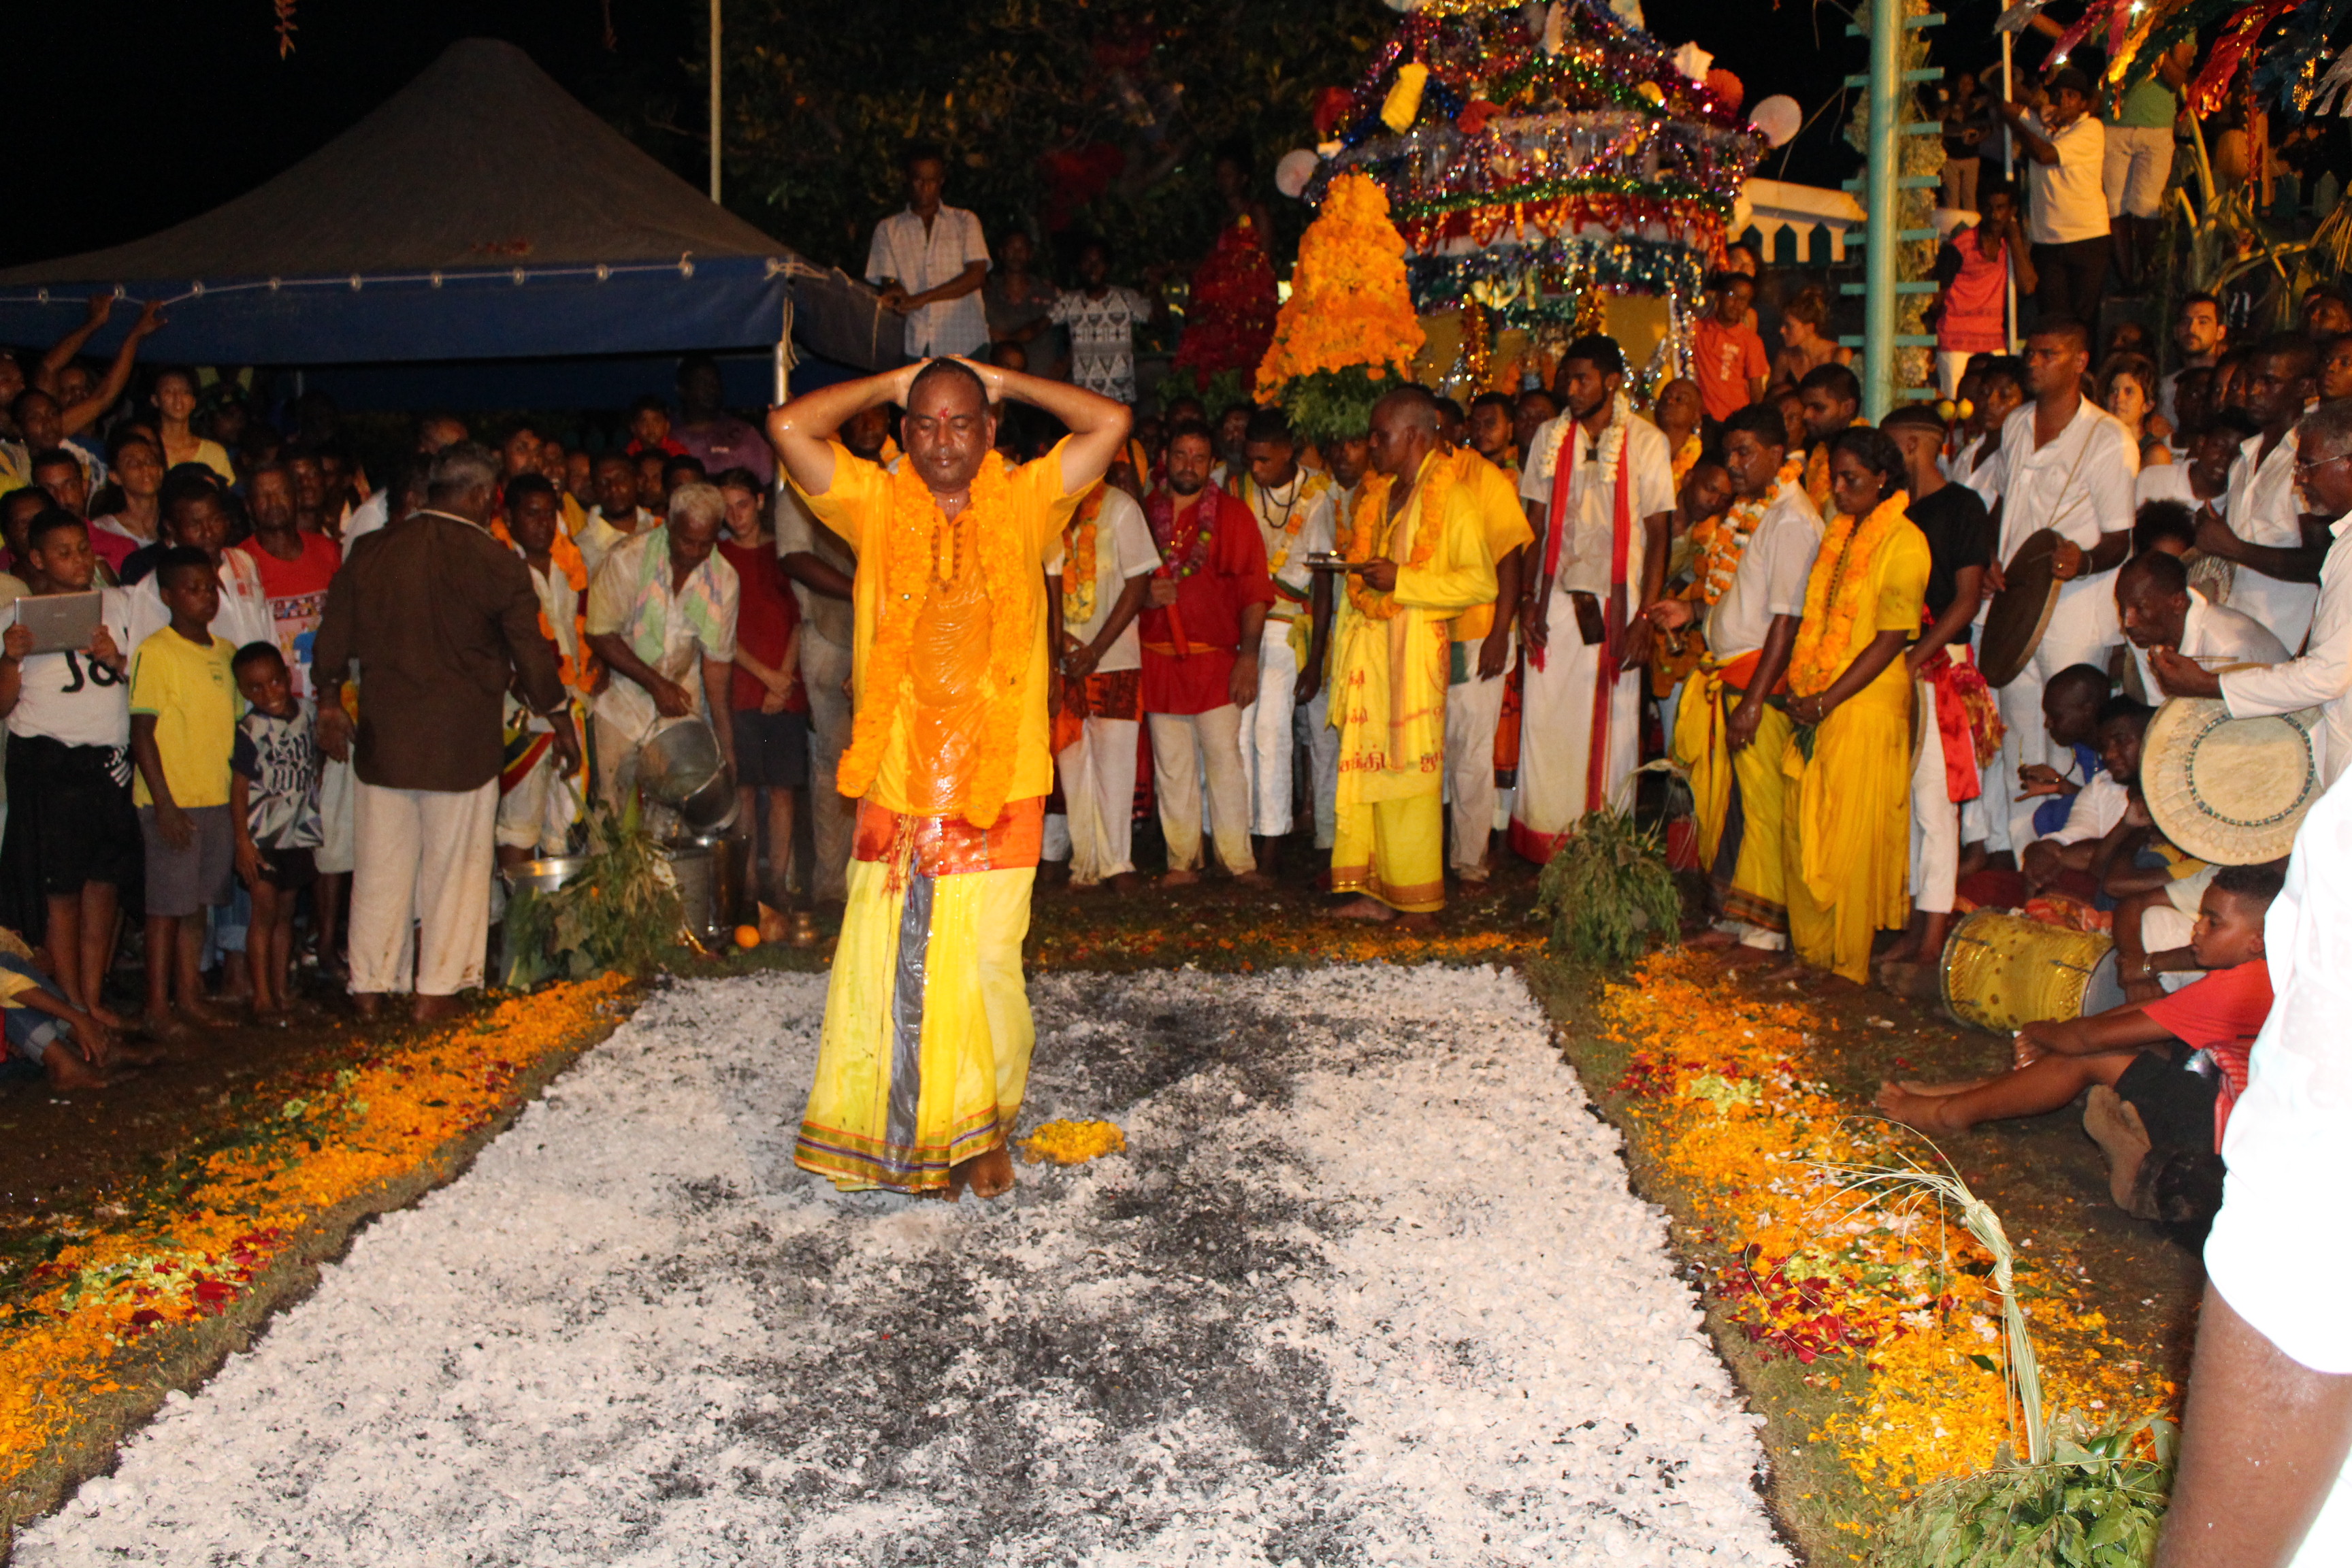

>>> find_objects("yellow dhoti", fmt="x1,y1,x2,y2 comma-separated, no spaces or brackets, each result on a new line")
1673,659,1796,936
1330,794,1446,912
795,800,1043,1192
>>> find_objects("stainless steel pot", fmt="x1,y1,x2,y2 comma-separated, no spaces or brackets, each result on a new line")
508,855,590,896
634,717,725,808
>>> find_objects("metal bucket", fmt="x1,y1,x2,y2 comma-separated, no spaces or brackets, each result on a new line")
677,770,739,834
635,717,725,808
683,834,748,930
508,855,589,896
663,841,721,946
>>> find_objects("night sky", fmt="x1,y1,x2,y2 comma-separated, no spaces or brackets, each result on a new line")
14,0,2031,274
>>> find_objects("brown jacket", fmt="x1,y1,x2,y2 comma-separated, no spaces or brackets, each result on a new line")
312,510,565,792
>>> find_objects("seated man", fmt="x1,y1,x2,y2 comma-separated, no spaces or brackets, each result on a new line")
1876,864,2281,1219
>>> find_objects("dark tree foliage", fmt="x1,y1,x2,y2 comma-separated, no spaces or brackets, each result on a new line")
708,0,1379,274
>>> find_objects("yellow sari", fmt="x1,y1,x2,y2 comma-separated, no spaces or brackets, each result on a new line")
1780,495,1930,982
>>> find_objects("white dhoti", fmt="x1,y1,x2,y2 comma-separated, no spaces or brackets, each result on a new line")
1054,717,1141,885
1910,676,1961,915
1243,620,1301,837
1509,600,1639,860
1989,583,2118,856
1445,654,1509,878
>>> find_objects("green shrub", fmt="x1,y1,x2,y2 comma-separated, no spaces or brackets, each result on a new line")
1872,1418,2175,1568
1532,806,1679,967
502,798,681,989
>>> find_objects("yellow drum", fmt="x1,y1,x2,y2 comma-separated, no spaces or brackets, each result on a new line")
1939,909,2115,1034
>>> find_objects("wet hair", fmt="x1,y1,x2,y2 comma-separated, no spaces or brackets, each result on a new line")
2134,500,2199,554
1799,363,1862,406
503,472,557,508
2118,548,2189,600
1243,408,1293,446
2212,862,2285,909
231,640,287,676
1561,334,1627,378
1165,418,1216,451
1828,425,1906,488
25,508,86,551
153,544,217,593
1720,404,1789,447
907,357,989,410
2097,694,2155,733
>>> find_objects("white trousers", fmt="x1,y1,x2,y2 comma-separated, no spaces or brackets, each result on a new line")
350,778,496,997
1296,683,1339,851
1513,600,1640,846
494,742,580,857
1445,658,1509,877
1149,706,1252,875
1910,677,1961,914
1244,621,1301,837
801,633,855,904
314,754,356,875
1051,717,1141,885
1989,592,2117,856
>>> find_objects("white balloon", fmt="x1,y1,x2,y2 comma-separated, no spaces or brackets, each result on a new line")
1748,94,1801,148
1275,148,1322,200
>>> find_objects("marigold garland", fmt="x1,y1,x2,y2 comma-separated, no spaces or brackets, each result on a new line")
1786,491,1911,698
1686,457,1805,610
0,976,633,1503
1337,449,1454,620
1060,484,1109,630
843,454,1031,830
491,517,598,691
1017,1119,1127,1165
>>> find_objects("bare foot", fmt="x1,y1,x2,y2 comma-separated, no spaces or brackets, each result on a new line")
1233,869,1275,887
1899,1077,1994,1096
1688,928,1741,950
1876,934,1922,968
2084,1086,2155,1216
1066,878,1102,895
109,1039,171,1068
1106,872,1144,894
1754,959,1810,984
180,1000,236,1030
1393,911,1439,930
87,1002,133,1030
1161,868,1200,888
1875,1081,1963,1134
42,1048,107,1091
351,992,389,1019
1328,896,1395,923
137,1009,193,1043
411,993,464,1025
954,1145,1015,1200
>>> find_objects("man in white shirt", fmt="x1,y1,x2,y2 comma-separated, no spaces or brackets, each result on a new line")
1233,411,1337,875
576,453,659,580
128,476,274,657
1986,316,2138,855
340,412,468,544
2158,291,2226,427
1656,403,1821,949
2196,336,2328,652
2156,765,2352,1568
2155,400,2352,787
865,145,991,359
1997,67,2112,329
1043,481,1159,889
2117,549,2289,701
1510,336,1673,862
2136,419,2242,516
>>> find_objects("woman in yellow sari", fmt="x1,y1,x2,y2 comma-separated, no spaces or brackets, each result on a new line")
1778,427,1931,984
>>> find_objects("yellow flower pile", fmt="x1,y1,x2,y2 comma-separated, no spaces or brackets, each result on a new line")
1255,171,1426,404
1599,951,2172,1501
1017,1119,1128,1166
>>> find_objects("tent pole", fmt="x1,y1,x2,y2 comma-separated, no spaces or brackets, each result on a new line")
708,0,722,203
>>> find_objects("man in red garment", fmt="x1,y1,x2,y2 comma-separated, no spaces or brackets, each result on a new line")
1139,421,1275,885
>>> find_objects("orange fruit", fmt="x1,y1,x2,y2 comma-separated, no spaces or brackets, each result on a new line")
733,924,760,951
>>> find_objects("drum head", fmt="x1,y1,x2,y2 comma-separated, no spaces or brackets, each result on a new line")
1980,529,2065,689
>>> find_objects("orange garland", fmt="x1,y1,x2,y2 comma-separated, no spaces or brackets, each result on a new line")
1337,451,1454,620
491,519,599,691
1061,484,1108,629
1685,457,1806,609
1786,491,1911,698
843,454,1030,830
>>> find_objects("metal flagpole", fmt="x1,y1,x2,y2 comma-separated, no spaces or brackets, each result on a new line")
1845,0,1943,419
709,0,722,202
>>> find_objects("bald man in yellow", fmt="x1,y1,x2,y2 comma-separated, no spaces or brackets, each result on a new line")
1328,389,1505,926
768,357,1129,1200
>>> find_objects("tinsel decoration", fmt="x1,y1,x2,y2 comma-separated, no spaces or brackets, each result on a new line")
1463,303,1494,390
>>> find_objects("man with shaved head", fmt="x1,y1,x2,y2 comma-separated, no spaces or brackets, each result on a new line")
2114,549,2284,702
768,354,1128,1201
1326,387,1505,924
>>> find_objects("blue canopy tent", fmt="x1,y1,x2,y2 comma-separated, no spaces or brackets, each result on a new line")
0,38,901,395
